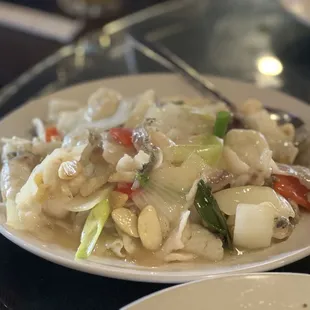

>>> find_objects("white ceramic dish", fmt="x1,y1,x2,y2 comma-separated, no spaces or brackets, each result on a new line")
1,73,310,283
280,0,310,27
122,273,310,309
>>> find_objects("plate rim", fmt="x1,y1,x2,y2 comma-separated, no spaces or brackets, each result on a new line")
121,272,310,309
279,0,310,27
1,73,310,283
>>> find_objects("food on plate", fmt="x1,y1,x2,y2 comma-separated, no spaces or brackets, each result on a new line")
1,87,309,266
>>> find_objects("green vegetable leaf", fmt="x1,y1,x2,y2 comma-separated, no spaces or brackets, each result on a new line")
194,180,233,249
213,111,231,138
75,198,111,259
136,171,150,187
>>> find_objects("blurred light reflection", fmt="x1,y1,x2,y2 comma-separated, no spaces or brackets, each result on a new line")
256,55,283,76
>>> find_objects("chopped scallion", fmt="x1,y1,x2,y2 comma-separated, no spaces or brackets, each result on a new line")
75,198,111,260
213,111,231,138
194,180,233,249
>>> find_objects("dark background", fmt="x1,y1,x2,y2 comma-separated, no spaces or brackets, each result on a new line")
0,0,167,88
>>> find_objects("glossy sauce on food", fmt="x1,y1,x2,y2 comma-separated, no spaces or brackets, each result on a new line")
30,222,247,267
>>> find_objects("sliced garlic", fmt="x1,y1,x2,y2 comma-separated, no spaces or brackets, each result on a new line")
138,205,163,251
112,208,139,238
109,191,128,209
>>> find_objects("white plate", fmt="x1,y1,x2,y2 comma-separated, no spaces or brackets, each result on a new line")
1,73,310,283
122,273,310,309
280,0,310,27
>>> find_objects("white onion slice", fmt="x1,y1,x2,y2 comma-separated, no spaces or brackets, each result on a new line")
64,185,113,212
132,180,186,224
213,186,295,218
233,203,274,249
86,99,133,131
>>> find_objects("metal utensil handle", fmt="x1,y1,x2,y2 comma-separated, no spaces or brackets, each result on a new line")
129,35,236,111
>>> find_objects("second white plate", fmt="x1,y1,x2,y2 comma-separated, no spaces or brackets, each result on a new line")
122,273,310,309
1,73,310,283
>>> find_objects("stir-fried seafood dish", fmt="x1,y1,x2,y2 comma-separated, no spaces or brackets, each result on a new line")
1,88,310,265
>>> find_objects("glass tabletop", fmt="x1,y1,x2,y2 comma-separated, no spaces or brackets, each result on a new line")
1,0,310,309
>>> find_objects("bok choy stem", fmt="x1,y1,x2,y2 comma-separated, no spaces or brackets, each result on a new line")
194,180,233,249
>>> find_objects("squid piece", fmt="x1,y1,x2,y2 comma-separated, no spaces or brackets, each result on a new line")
144,102,214,142
1,152,39,202
85,88,122,121
160,210,191,256
115,227,139,255
223,129,277,186
238,99,298,164
183,224,224,261
14,138,112,224
125,90,157,128
104,238,126,258
1,151,43,230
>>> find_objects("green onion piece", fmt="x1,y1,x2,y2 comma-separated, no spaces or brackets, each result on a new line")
164,144,222,165
194,180,233,249
172,100,184,105
189,134,222,146
136,171,150,187
213,111,231,138
75,198,111,260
